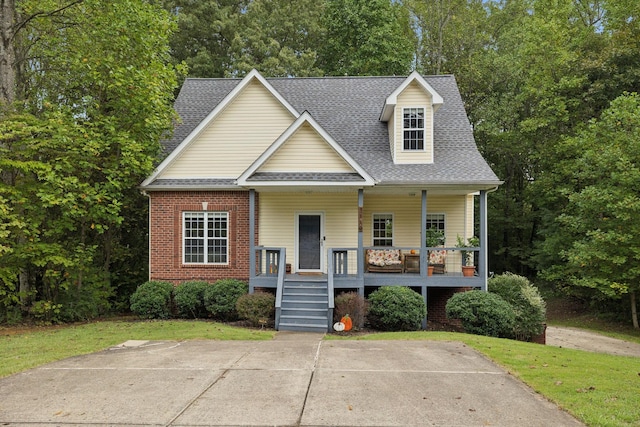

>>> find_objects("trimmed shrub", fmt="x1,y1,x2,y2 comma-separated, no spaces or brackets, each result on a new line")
204,279,248,321
174,281,210,319
236,292,275,326
367,286,426,331
333,292,369,330
489,273,546,340
130,281,174,319
445,290,516,338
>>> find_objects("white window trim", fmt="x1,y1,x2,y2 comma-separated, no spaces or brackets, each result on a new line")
372,213,394,247
182,211,229,265
402,106,427,152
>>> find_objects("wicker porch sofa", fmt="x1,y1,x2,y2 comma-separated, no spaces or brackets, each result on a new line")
365,249,404,273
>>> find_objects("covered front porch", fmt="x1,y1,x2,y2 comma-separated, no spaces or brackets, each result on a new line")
250,246,487,291
250,246,485,332
246,188,491,332
248,187,491,289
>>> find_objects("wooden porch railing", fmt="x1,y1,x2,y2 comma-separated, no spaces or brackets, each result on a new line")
253,246,286,325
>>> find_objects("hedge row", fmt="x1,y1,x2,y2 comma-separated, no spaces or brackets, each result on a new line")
132,273,545,339
130,279,251,322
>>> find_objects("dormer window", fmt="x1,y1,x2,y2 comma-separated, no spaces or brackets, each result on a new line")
403,108,425,150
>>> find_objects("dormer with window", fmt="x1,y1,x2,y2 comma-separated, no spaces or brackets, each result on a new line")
380,71,444,164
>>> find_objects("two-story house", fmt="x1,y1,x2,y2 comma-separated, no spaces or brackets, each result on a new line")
140,69,502,332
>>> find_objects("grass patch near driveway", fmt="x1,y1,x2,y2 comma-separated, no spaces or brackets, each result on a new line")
332,331,640,427
0,319,274,378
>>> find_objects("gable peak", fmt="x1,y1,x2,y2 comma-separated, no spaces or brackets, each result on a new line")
380,71,444,121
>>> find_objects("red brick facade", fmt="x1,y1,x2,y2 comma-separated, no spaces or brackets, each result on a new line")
148,191,258,284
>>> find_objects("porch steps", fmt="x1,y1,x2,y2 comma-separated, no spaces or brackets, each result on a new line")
278,280,329,333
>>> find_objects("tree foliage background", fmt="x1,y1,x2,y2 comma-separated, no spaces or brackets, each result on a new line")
1,0,183,322
2,0,640,325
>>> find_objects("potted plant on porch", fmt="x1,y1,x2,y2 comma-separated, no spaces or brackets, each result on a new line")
456,235,479,277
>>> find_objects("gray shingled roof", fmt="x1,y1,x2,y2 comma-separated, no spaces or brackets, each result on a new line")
155,75,501,188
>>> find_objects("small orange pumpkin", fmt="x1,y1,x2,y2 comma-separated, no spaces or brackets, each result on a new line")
341,314,353,331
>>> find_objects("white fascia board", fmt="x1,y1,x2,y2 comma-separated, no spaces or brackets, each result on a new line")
237,111,376,186
246,181,369,187
379,71,444,121
141,69,299,188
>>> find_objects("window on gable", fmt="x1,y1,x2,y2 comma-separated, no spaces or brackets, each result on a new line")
403,108,425,150
372,214,393,246
183,212,228,264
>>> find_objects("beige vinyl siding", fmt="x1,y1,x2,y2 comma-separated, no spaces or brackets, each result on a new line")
259,123,354,173
465,194,475,240
362,194,467,248
160,80,295,179
363,193,469,273
259,192,358,273
394,81,433,164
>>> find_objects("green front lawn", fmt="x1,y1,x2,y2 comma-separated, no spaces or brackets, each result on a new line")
0,320,274,378
1,321,638,426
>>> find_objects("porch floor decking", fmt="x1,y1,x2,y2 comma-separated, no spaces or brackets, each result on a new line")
251,272,483,290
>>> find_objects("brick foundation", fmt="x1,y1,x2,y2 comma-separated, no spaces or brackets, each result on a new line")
148,191,258,285
428,287,472,325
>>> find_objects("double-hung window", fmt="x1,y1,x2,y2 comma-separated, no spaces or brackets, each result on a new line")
183,212,228,264
426,213,446,245
403,107,425,150
372,214,393,246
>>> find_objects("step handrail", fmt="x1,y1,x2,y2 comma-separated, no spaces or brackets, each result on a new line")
274,247,286,329
327,249,336,332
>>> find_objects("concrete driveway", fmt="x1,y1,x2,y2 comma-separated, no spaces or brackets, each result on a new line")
0,333,583,426
547,325,640,357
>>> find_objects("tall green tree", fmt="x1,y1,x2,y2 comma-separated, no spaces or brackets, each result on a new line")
406,0,488,76
227,0,325,77
541,93,640,328
465,0,608,275
162,0,247,78
533,0,640,274
1,0,18,103
318,0,415,76
0,0,182,320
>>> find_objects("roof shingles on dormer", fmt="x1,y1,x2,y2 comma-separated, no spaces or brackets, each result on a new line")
144,72,501,190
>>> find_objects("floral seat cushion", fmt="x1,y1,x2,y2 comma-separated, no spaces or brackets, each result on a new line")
429,250,447,265
367,249,402,266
